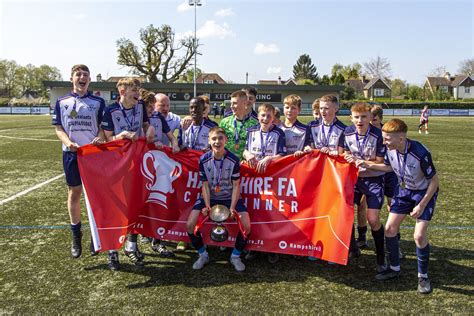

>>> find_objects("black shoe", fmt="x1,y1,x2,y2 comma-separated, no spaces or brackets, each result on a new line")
349,248,361,259
418,277,432,294
71,232,82,259
151,241,175,258
108,252,120,271
124,249,145,266
376,268,400,280
357,238,368,249
90,237,97,256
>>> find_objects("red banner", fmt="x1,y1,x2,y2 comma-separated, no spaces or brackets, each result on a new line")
78,139,358,265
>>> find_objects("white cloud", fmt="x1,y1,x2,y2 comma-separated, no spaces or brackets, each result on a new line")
177,20,234,41
254,43,280,55
198,20,234,39
177,1,192,12
215,8,234,17
267,66,282,75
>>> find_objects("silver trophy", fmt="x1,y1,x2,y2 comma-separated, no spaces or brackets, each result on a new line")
209,204,231,242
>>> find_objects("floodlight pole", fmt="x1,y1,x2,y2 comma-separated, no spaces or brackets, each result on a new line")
189,0,201,97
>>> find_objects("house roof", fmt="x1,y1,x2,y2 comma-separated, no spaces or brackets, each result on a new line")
363,77,391,90
451,75,470,87
197,73,226,84
345,79,367,92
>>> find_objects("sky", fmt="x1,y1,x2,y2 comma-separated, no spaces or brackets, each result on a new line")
0,0,473,85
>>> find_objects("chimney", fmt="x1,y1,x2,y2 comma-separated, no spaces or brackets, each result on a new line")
96,73,102,82
278,76,282,85
444,72,451,80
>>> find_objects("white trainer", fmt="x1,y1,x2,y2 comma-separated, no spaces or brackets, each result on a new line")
192,254,209,270
230,256,246,272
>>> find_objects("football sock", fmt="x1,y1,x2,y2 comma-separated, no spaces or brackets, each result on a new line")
349,225,358,252
234,232,247,253
188,232,204,252
231,248,241,258
386,235,400,270
70,222,81,238
416,244,430,277
357,225,367,241
371,225,385,265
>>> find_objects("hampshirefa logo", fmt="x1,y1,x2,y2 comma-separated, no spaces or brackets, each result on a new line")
141,150,182,208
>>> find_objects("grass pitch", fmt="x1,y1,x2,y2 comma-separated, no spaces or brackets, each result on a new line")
0,115,473,314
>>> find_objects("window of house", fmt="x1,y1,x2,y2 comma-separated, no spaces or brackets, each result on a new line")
204,80,214,84
465,86,471,94
439,85,448,92
374,88,384,96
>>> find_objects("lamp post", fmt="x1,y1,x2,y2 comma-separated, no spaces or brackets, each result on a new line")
189,0,202,97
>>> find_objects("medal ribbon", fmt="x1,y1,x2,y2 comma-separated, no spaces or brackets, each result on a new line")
119,102,136,132
213,155,225,190
355,125,371,159
396,139,409,186
189,121,204,149
233,116,249,144
259,127,272,158
320,120,335,147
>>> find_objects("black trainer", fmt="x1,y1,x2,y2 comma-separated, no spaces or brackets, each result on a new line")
151,240,175,258
108,251,120,271
124,249,145,266
71,232,82,259
376,268,400,281
418,277,432,294
357,238,369,249
349,247,361,259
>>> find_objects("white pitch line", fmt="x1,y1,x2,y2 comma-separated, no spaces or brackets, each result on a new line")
0,135,59,142
0,174,64,206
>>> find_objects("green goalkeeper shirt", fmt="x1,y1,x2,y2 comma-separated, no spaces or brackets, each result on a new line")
219,114,258,159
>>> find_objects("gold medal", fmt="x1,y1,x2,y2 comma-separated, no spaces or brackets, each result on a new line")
234,143,240,150
70,109,78,118
400,181,406,189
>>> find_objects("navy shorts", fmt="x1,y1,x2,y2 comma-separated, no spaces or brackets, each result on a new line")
193,198,247,213
354,176,384,209
390,187,438,221
384,172,398,198
62,151,82,187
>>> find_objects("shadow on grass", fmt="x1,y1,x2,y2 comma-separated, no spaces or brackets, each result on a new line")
83,240,473,294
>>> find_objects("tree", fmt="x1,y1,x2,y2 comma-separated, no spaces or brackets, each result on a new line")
116,24,197,83
15,64,61,97
458,58,474,75
341,86,355,100
428,65,448,77
363,56,391,79
407,85,423,100
292,54,319,82
0,59,20,97
296,78,316,85
343,63,362,79
319,75,331,85
0,60,61,98
391,78,407,97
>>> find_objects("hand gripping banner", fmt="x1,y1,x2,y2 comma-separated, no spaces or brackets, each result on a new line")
78,139,358,265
